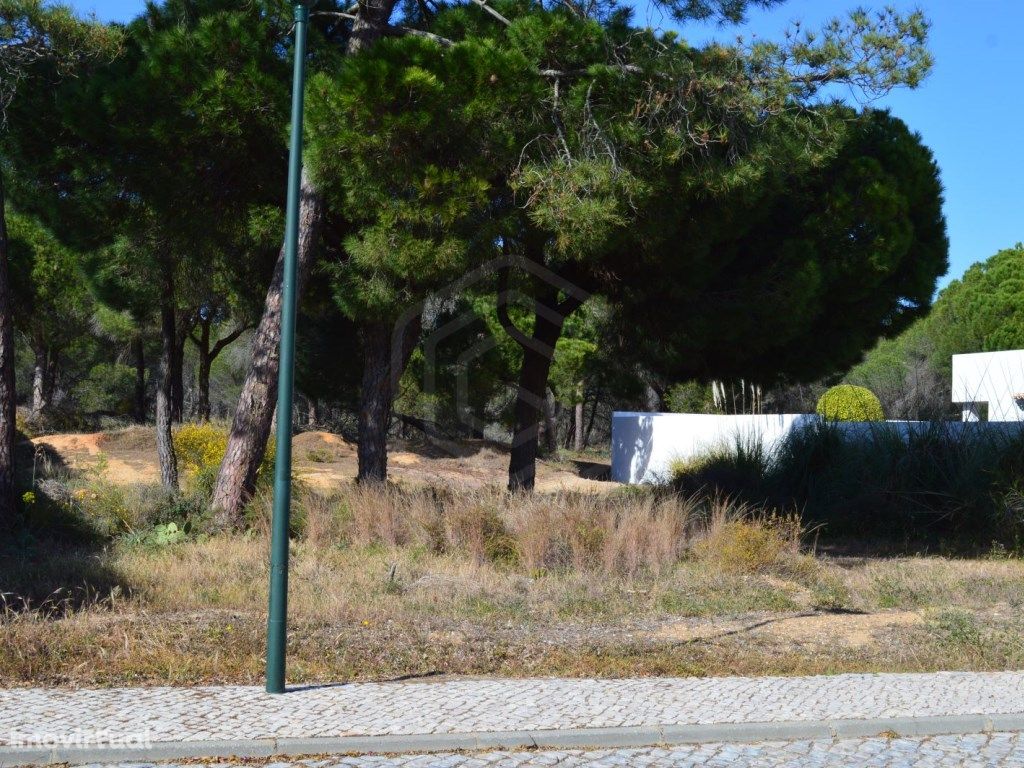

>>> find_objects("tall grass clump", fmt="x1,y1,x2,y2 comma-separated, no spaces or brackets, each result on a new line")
252,484,792,578
670,434,771,505
671,420,1024,549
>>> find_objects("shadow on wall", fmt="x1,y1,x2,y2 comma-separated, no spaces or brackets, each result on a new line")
952,351,1024,422
610,414,654,483
612,412,818,484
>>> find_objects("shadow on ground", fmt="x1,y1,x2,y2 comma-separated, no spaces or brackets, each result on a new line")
1,435,131,615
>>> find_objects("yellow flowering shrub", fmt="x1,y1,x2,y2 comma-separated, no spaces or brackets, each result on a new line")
173,423,275,480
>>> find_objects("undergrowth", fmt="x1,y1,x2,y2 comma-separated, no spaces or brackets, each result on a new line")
671,421,1024,550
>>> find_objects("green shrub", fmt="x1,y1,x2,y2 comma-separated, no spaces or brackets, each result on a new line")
21,404,93,435
665,381,715,414
15,408,35,439
121,520,197,549
816,384,884,421
304,447,331,463
73,481,160,536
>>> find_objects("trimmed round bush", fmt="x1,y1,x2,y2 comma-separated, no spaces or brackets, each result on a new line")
815,385,884,422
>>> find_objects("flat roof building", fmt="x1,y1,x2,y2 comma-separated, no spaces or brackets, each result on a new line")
951,351,1024,422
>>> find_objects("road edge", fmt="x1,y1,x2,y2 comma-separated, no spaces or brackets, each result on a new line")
1,713,1020,765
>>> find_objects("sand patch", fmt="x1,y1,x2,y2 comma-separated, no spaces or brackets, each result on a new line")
656,610,923,648
390,453,421,467
31,429,615,493
33,433,105,455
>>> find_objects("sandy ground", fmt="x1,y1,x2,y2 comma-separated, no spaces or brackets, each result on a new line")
31,432,162,484
653,609,925,648
31,429,615,493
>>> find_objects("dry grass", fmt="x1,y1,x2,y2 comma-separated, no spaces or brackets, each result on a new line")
4,484,1024,687
250,486,789,577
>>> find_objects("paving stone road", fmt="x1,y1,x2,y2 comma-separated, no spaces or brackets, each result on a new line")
79,732,1024,767
4,671,1024,745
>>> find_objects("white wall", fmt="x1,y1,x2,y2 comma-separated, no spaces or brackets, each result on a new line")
952,351,1024,421
610,412,812,484
611,412,1024,484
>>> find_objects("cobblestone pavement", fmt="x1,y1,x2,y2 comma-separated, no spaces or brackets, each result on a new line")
4,671,1024,745
80,732,1024,767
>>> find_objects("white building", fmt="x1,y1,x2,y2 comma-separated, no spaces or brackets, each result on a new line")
951,351,1024,422
610,350,1024,483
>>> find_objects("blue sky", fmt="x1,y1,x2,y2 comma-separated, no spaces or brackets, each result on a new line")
68,0,1024,289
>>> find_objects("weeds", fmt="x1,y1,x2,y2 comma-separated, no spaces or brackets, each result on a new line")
257,485,772,577
304,448,332,463
7,454,1024,686
692,510,802,576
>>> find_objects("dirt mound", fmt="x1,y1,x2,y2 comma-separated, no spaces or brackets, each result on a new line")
32,431,161,484
33,433,105,455
292,431,356,466
293,430,354,450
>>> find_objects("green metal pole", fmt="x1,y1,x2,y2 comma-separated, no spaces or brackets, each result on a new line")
266,0,311,695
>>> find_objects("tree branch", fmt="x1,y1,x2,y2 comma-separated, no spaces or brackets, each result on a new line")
496,263,534,352
469,0,511,26
538,63,643,78
311,11,455,46
556,293,583,318
209,324,252,361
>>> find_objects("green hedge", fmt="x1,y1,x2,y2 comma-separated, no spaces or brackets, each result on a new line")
816,384,884,422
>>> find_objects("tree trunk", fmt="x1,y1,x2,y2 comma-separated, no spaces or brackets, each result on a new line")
210,170,324,528
191,318,246,425
133,335,146,423
210,0,396,524
356,315,421,483
542,387,558,454
307,397,319,429
0,171,16,527
44,353,56,409
356,322,391,484
507,288,581,492
347,0,399,53
343,0,409,484
170,343,181,423
156,270,179,490
584,392,599,448
170,317,189,423
644,381,663,412
508,325,559,490
574,385,585,453
195,316,212,423
30,343,49,418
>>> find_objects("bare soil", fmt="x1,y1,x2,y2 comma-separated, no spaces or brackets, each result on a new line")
31,429,614,493
32,432,162,484
653,609,924,648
